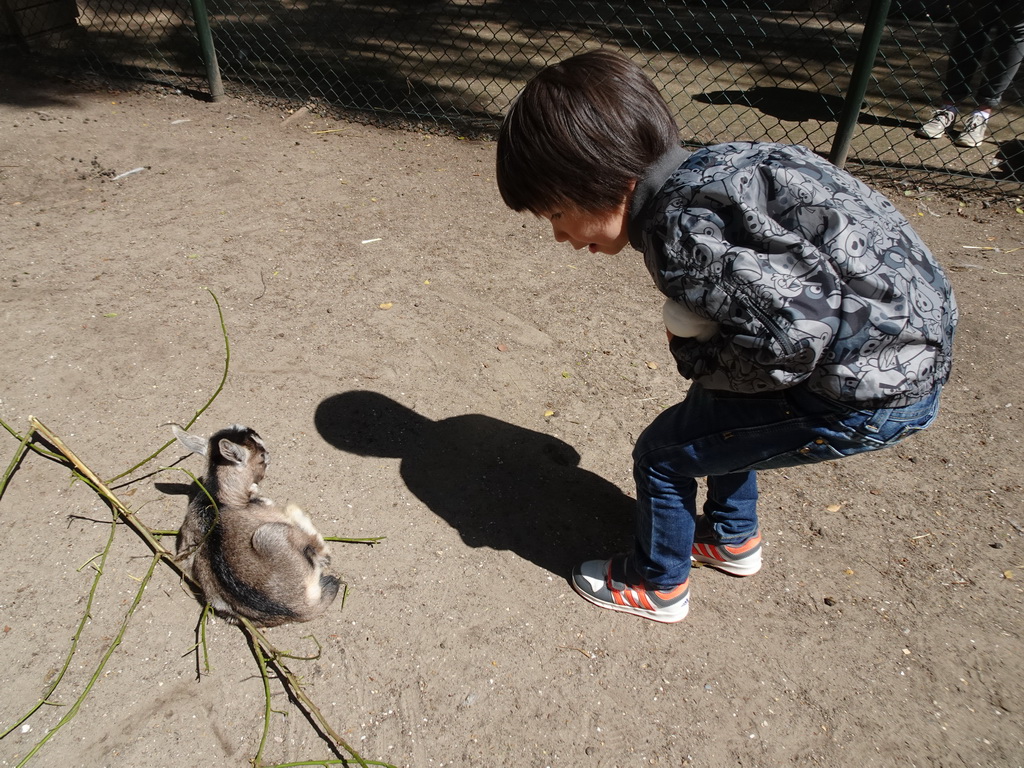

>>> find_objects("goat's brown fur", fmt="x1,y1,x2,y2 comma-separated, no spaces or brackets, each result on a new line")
175,425,339,627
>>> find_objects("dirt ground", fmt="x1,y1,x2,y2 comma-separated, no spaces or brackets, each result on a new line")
1,67,1022,768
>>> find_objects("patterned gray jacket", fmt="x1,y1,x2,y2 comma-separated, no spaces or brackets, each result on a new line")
627,142,958,407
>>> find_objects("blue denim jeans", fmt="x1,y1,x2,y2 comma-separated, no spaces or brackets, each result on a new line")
630,382,943,588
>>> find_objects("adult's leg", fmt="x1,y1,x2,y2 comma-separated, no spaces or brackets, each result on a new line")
943,1,996,104
977,2,1024,108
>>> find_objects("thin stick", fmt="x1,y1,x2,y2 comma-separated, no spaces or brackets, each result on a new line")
0,424,34,501
183,604,215,679
0,417,63,463
250,629,276,767
22,420,393,768
30,417,183,575
323,535,386,545
0,514,118,740
262,760,398,767
279,634,322,662
16,553,160,767
105,287,231,485
239,617,378,768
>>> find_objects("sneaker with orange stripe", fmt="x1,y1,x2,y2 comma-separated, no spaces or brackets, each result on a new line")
691,526,762,576
571,555,690,623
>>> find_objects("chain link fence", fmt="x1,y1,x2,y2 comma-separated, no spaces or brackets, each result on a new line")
4,0,1023,190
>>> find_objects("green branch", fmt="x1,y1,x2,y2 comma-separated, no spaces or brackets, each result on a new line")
16,553,160,766
16,420,396,768
0,424,33,502
2,289,397,768
241,617,388,768
105,287,231,485
0,509,118,740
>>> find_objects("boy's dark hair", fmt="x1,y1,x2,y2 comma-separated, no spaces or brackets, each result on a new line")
496,49,680,216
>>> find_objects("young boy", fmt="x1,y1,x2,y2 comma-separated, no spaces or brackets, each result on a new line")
495,50,958,623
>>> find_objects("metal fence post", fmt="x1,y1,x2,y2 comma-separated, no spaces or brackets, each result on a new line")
829,0,893,169
189,0,224,101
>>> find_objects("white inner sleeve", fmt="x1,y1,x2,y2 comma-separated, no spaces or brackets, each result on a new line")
662,298,719,342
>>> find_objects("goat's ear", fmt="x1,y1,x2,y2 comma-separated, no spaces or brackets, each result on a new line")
218,438,250,466
172,425,208,457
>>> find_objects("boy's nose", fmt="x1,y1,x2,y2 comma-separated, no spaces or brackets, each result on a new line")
552,225,584,249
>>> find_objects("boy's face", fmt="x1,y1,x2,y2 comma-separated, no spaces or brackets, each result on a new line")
542,200,631,255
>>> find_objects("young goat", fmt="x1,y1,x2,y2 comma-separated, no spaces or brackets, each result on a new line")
173,424,340,627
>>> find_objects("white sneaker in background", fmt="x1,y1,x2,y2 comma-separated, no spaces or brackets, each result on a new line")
955,111,989,148
915,108,956,139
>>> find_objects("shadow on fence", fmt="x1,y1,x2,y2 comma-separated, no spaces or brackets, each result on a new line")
4,0,1022,191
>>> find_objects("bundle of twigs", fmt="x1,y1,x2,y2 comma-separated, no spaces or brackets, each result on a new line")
0,291,396,768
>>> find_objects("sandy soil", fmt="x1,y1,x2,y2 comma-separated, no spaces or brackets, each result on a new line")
1,70,1022,768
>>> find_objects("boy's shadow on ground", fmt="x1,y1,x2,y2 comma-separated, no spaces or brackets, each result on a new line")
314,391,635,579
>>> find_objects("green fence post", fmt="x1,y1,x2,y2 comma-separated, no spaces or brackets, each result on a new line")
829,0,893,169
189,0,224,101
